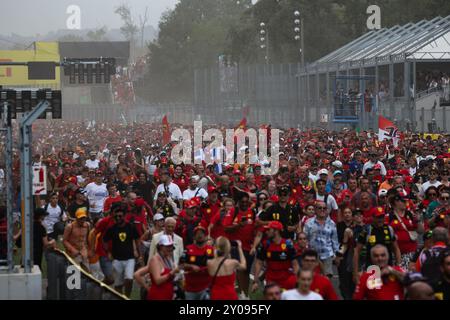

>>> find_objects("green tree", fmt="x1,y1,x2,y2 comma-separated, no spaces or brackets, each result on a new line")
86,26,108,41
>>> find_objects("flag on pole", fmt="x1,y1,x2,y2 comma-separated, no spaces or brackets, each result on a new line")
236,117,247,131
162,115,171,145
378,115,400,147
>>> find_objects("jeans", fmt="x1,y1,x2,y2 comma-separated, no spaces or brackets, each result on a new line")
185,289,210,300
99,255,114,279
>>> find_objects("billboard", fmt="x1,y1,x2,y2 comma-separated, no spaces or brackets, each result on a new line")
0,42,61,88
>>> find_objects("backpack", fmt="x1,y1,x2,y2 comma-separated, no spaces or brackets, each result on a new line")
421,246,447,284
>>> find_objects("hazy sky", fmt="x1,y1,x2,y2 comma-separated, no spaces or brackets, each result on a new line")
0,0,179,36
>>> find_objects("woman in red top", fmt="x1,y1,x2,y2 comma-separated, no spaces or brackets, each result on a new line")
146,235,180,300
208,198,234,240
389,195,423,271
207,237,246,300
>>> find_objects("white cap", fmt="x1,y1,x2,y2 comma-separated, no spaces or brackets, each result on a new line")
332,160,343,168
158,234,174,246
378,189,388,197
153,213,164,221
318,169,329,176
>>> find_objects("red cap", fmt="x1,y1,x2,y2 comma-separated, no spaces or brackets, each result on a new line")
386,170,395,178
192,197,202,206
207,185,218,193
185,199,198,209
233,169,241,175
134,198,145,207
194,225,207,234
373,164,382,170
265,221,283,231
238,176,246,182
95,169,103,175
372,206,385,217
405,176,414,183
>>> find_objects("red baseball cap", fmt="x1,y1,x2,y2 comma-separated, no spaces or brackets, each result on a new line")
372,206,385,217
207,185,218,193
265,221,283,231
194,225,207,234
373,164,382,170
405,176,414,183
233,169,241,175
185,199,198,209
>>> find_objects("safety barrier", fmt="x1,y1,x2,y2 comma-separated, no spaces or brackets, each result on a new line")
46,249,127,300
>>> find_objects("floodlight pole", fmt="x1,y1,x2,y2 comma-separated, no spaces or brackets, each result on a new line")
20,100,49,273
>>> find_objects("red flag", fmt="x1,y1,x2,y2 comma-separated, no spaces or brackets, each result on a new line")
236,117,247,131
162,115,170,145
378,115,399,147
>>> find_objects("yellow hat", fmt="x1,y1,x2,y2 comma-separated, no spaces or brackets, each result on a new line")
75,208,88,219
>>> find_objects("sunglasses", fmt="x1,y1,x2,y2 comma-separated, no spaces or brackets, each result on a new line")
441,196,449,200
428,193,437,196
316,207,327,210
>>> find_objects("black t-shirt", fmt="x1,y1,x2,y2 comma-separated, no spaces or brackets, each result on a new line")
259,203,300,239
67,201,90,219
433,278,450,301
103,223,139,260
357,224,396,266
33,221,47,267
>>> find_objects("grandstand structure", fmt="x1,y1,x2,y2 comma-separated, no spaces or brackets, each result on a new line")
297,15,450,132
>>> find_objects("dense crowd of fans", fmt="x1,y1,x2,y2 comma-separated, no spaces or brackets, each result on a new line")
1,121,450,301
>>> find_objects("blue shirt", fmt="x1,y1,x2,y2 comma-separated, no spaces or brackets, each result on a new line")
304,216,339,260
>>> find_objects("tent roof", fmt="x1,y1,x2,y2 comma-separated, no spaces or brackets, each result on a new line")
312,15,450,69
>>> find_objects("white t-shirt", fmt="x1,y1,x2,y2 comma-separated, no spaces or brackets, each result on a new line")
183,187,208,200
420,180,442,197
154,182,183,201
77,175,87,186
281,289,323,300
85,159,100,169
42,203,64,234
84,182,108,213
316,193,339,213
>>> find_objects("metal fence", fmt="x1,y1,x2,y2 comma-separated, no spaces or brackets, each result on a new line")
193,62,450,132
46,249,126,300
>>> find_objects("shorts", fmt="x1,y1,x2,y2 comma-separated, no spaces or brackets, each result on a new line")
185,289,210,301
112,259,136,287
99,256,114,279
321,257,334,277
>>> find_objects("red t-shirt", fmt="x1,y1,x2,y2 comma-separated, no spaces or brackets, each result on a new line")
353,266,404,300
200,200,221,229
209,210,228,240
172,175,189,192
362,207,374,225
103,195,123,213
223,207,256,252
95,216,115,257
256,239,297,289
183,244,214,292
388,212,418,254
311,272,339,300
125,212,147,237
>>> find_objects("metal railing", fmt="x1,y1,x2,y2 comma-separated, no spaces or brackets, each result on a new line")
46,249,127,300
